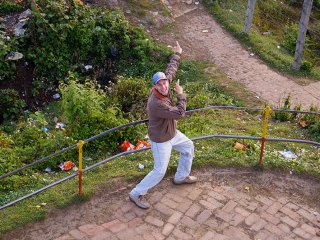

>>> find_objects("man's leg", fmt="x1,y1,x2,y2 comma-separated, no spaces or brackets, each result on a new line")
171,130,195,182
130,140,172,196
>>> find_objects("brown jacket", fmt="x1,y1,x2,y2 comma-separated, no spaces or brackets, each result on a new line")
147,53,187,143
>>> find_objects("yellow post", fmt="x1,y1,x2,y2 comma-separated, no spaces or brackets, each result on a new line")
259,106,272,166
77,140,85,195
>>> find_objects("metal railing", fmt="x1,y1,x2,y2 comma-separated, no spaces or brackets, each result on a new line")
1,106,319,210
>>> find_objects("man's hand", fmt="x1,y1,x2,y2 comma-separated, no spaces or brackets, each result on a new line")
173,41,182,55
174,79,183,94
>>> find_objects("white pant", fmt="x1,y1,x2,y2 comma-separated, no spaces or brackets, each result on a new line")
130,130,194,196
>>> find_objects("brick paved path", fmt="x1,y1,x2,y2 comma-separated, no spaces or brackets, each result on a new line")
2,169,319,240
50,171,319,240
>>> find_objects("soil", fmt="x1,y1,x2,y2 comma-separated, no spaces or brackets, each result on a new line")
1,1,320,239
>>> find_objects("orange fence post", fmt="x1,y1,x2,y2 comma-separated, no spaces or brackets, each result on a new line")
259,106,272,167
77,140,86,195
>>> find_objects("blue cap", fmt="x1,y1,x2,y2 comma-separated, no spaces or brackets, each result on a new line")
152,72,167,85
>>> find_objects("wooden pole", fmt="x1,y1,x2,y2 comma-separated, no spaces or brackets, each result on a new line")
243,0,257,34
292,0,313,70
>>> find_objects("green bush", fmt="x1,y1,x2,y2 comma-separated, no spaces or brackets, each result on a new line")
22,0,169,90
0,0,23,14
308,121,320,141
60,80,145,152
300,60,314,72
7,111,75,169
274,96,292,122
109,76,149,116
0,89,26,123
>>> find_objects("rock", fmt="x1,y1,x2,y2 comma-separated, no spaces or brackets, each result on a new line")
5,52,24,61
14,21,27,37
19,9,32,20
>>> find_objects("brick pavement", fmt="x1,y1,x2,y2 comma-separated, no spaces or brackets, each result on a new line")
51,175,320,240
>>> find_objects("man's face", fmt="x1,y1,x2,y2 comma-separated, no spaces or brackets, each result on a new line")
155,79,169,96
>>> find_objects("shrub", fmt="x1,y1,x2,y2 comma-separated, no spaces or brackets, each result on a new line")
308,121,320,141
274,95,292,122
0,0,23,14
109,76,149,116
0,89,26,123
22,0,169,90
8,111,75,170
300,60,314,72
60,80,145,152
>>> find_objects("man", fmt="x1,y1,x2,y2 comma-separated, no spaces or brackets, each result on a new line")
129,41,197,209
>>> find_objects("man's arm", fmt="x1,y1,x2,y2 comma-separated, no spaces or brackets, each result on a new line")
165,41,183,84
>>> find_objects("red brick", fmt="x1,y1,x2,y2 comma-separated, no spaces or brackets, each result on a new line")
245,213,260,226
176,199,193,212
278,223,291,233
117,229,140,240
172,228,193,239
168,211,183,225
267,202,283,215
145,216,164,227
230,213,245,226
128,217,144,228
181,216,200,229
222,200,237,213
54,234,74,240
121,202,134,213
285,202,299,210
280,206,300,220
196,209,212,224
264,223,285,236
162,223,174,236
297,208,316,222
223,226,251,240
207,191,226,201
261,212,280,225
235,207,251,217
142,232,156,240
199,231,215,240
154,202,174,216
161,197,178,209
78,224,104,236
91,231,112,240
251,218,267,231
293,227,312,239
185,203,201,218
149,192,163,204
255,195,273,206
166,193,184,203
281,216,298,228
216,209,234,223
301,223,317,235
203,197,223,209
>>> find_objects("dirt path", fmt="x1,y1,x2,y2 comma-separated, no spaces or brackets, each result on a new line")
152,1,320,109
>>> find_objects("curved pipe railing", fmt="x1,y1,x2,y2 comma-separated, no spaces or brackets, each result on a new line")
1,106,320,210
1,106,319,180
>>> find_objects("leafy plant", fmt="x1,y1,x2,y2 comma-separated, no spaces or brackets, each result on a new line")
0,89,26,123
109,76,149,116
0,0,23,14
59,80,144,152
